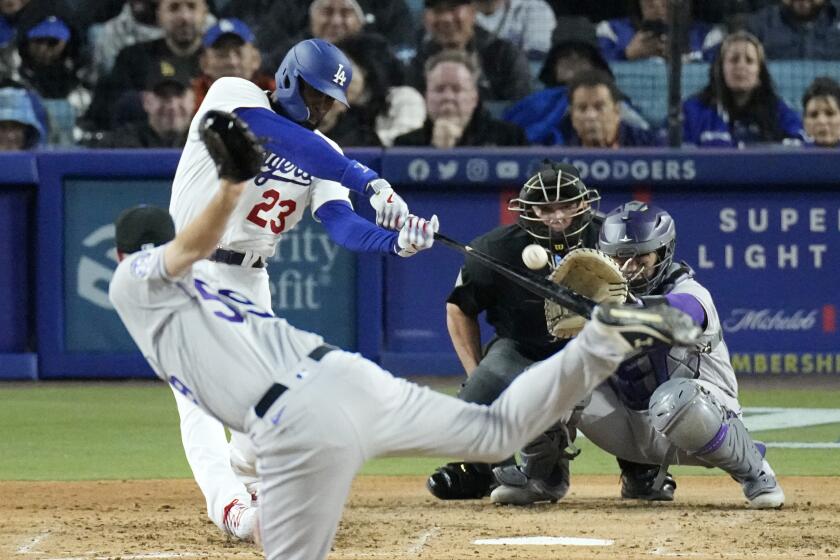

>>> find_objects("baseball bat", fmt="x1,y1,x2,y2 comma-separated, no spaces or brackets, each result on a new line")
433,232,596,318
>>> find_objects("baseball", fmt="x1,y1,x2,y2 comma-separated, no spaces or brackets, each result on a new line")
522,244,548,270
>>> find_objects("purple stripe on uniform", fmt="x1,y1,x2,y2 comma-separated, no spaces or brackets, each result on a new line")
665,293,707,329
697,423,728,455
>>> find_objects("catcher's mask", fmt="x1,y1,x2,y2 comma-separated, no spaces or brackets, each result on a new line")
508,161,600,256
598,201,676,295
272,38,353,123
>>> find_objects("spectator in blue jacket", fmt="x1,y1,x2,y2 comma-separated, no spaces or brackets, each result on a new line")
503,17,650,145
802,77,840,148
562,69,658,148
596,0,723,62
682,31,805,148
746,0,840,60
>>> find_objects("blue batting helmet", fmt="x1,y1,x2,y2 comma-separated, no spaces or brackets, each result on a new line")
272,38,353,123
598,201,676,295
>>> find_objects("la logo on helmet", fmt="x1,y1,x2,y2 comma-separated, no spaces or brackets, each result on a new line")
333,64,347,86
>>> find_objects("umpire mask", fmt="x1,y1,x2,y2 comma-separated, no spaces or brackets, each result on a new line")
508,161,600,258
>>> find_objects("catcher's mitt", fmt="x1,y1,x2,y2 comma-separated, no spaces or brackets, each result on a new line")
198,109,265,182
545,248,628,338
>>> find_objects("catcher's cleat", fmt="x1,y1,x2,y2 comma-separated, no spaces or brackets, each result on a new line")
222,498,258,541
592,302,702,352
619,461,676,501
426,462,494,500
742,460,785,509
489,461,570,506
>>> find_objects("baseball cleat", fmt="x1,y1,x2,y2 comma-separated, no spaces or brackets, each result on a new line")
490,462,570,506
222,498,258,541
743,460,785,509
593,303,703,351
619,462,676,501
426,462,494,500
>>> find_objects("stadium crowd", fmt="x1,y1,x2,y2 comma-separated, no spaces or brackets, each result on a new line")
2,0,840,151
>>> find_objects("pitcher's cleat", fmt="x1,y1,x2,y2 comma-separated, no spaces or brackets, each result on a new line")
592,303,703,352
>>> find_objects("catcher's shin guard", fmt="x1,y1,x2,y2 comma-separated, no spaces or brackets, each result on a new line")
426,462,494,500
489,421,577,505
649,378,784,508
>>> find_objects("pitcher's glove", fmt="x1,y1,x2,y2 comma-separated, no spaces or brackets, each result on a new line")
545,248,628,338
199,110,265,182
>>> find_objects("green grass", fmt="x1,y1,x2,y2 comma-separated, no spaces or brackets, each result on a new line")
1,381,838,481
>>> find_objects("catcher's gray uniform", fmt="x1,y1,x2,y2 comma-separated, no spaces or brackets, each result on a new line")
109,245,632,560
579,272,739,465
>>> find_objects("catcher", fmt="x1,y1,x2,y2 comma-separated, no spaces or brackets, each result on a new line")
428,161,673,505
568,201,785,508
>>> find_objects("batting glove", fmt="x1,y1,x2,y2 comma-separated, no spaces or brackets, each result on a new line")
396,214,439,257
368,178,409,230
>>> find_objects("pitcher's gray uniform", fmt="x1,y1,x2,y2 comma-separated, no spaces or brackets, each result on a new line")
579,201,784,509
109,243,657,560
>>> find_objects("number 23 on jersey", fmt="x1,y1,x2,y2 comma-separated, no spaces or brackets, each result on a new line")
247,188,297,234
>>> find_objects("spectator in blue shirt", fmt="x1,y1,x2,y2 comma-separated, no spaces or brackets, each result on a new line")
562,69,658,148
682,31,805,148
802,77,840,148
596,0,723,62
503,17,650,145
0,84,46,150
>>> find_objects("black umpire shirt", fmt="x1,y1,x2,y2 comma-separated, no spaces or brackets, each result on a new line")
447,220,602,361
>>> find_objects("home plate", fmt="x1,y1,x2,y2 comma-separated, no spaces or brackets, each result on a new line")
473,536,614,546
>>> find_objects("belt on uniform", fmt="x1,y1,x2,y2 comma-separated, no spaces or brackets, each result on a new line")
210,248,265,268
254,344,338,418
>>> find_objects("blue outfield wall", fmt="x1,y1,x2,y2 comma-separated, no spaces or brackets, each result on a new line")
0,148,838,380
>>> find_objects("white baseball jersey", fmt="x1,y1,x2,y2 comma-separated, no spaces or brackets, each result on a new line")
109,246,323,433
169,77,352,259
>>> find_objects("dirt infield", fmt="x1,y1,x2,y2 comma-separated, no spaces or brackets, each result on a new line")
2,476,839,560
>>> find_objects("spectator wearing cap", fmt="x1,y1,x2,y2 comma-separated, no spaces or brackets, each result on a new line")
502,17,650,145
193,18,274,110
89,64,194,148
394,49,527,147
222,0,416,72
802,77,840,148
17,15,89,145
89,0,165,81
84,0,211,133
596,0,723,62
473,0,556,63
407,0,531,102
745,0,840,59
0,85,46,150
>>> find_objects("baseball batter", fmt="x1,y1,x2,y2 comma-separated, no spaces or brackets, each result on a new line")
109,119,702,558
167,39,429,540
574,201,785,509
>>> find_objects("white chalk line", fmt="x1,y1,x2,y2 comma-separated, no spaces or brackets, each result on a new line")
16,531,50,554
405,527,440,555
24,553,256,560
473,536,614,546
